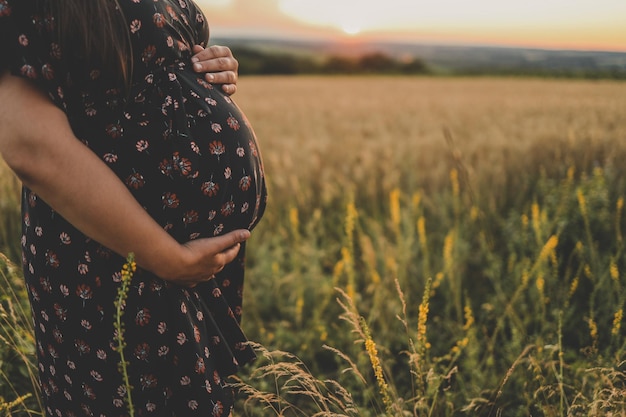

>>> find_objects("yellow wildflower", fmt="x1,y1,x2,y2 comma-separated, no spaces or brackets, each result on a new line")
617,197,624,243
536,274,545,298
115,254,137,417
341,246,355,296
612,309,623,337
344,201,358,240
450,168,459,197
332,259,344,286
569,277,579,297
341,246,352,266
443,230,455,271
362,319,394,415
521,270,530,287
295,295,304,324
470,206,479,221
521,214,528,230
389,188,401,231
289,207,299,234
575,241,584,253
417,278,432,358
371,271,381,285
463,304,474,331
451,337,469,354
417,216,427,249
418,303,429,341
386,254,398,277
412,191,422,212
588,317,598,343
610,260,619,282
531,203,541,239
538,235,558,263
577,189,588,219
432,272,444,290
346,283,355,302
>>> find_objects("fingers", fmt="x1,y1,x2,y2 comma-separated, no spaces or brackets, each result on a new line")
200,229,249,269
220,83,237,95
191,45,239,94
180,243,239,288
175,229,250,287
192,44,234,61
191,45,238,74
202,71,237,86
214,229,251,250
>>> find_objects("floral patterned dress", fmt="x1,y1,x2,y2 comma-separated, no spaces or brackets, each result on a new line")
0,0,267,416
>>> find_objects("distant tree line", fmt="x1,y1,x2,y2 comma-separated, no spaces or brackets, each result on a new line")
455,67,626,80
229,46,626,79
231,47,430,75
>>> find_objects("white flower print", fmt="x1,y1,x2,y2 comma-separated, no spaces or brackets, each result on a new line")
130,19,141,34
60,285,69,296
157,321,167,334
90,370,103,382
188,400,199,410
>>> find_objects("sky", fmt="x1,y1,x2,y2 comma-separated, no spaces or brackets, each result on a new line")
197,0,626,52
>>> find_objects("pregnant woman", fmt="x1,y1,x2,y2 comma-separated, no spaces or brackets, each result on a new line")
0,1,267,416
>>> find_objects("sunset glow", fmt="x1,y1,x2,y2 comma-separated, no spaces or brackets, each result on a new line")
199,0,626,52
342,25,360,36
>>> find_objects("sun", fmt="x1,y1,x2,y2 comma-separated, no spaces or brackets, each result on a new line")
341,24,361,36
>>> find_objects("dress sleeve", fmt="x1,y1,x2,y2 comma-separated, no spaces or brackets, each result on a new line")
0,0,17,74
0,0,68,110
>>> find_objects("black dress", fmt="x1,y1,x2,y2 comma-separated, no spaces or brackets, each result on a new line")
0,0,267,416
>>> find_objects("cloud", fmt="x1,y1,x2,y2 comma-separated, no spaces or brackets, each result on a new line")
197,0,626,50
277,0,626,30
199,0,332,38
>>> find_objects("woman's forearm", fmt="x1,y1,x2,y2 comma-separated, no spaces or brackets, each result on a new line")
0,72,187,277
0,72,248,284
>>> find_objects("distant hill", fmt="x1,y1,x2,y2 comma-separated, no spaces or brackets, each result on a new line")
212,37,626,79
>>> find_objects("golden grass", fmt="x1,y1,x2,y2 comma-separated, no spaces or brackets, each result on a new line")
2,76,626,416
236,76,626,205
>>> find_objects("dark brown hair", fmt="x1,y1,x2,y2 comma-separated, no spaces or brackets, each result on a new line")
52,0,132,85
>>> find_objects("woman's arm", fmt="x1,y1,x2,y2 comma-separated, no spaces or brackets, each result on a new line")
0,71,249,286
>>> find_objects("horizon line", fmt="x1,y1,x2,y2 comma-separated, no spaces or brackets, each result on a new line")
210,33,626,55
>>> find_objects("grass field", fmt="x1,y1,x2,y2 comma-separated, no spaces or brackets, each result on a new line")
2,76,626,416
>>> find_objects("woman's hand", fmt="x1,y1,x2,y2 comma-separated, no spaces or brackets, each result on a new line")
162,229,251,287
192,45,239,95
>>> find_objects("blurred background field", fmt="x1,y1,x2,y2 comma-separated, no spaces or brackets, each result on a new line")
2,75,626,416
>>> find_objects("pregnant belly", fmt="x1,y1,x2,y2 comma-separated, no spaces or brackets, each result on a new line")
114,66,267,242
